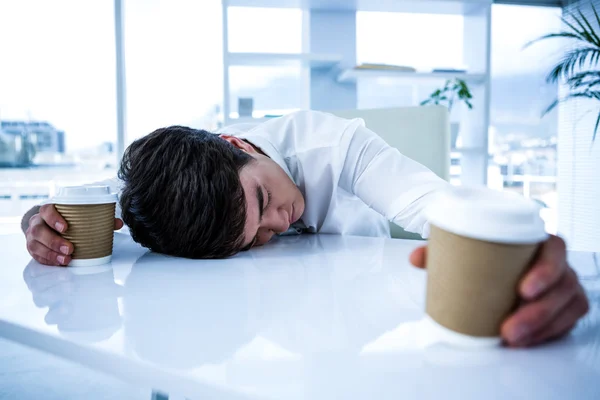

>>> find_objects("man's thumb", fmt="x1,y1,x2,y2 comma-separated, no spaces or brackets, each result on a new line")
409,246,427,269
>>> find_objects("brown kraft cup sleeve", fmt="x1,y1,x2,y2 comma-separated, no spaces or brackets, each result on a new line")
55,203,116,260
425,224,540,337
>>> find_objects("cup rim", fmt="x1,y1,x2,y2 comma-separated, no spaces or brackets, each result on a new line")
47,185,118,205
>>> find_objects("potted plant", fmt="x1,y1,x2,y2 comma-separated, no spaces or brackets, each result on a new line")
420,78,473,148
525,4,600,141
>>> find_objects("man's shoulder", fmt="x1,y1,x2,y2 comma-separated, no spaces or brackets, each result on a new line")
216,122,260,136
263,110,363,148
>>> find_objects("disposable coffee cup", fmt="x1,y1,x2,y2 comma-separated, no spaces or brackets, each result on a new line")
425,187,548,347
49,185,118,267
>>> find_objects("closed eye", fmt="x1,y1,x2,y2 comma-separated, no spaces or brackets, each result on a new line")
257,186,272,221
243,186,272,252
265,189,272,210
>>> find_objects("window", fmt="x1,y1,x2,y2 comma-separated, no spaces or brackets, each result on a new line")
356,12,464,110
356,10,488,187
224,7,305,121
124,0,223,142
0,0,117,234
228,66,305,118
357,12,464,70
490,4,563,233
227,7,302,54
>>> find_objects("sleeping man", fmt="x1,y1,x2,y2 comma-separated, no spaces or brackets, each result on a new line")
22,110,589,347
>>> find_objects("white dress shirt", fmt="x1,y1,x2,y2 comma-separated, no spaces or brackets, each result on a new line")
94,110,449,239
220,110,450,238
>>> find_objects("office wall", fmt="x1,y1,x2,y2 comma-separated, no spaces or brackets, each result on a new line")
557,0,600,251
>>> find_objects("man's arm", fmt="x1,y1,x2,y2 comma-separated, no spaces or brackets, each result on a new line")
339,125,450,237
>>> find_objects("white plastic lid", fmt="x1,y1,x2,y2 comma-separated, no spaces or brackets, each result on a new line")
426,186,548,244
50,185,118,205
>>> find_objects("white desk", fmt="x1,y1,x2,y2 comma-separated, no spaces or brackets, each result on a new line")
1,233,599,399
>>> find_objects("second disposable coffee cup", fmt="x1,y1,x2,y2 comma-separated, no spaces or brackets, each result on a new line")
425,187,548,347
50,185,118,267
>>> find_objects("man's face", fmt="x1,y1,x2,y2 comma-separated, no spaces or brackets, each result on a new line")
220,135,305,249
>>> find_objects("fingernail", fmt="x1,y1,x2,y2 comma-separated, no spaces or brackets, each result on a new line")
60,245,69,255
57,255,66,265
509,325,530,344
55,222,65,232
525,280,545,298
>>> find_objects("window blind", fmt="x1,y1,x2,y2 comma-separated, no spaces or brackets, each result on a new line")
494,1,564,6
557,0,600,251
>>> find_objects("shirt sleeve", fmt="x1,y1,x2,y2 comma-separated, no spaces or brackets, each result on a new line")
339,125,450,238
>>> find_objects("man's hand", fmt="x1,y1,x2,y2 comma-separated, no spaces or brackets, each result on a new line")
409,235,589,347
25,204,124,266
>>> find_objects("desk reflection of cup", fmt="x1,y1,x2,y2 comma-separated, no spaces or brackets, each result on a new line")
23,261,122,342
49,185,118,267
425,187,548,347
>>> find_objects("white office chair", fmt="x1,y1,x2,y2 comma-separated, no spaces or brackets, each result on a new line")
331,106,450,239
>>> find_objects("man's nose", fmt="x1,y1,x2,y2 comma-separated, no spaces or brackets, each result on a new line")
265,208,290,233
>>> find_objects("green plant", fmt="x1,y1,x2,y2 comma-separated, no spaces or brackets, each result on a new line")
420,78,473,112
525,4,600,141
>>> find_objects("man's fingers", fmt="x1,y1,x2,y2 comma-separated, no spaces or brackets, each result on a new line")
115,218,124,230
409,246,427,269
39,204,68,233
502,268,579,345
522,291,590,347
31,254,53,266
520,235,568,299
27,240,71,266
27,218,73,257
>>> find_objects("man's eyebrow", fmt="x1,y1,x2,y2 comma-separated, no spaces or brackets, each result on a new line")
256,184,265,222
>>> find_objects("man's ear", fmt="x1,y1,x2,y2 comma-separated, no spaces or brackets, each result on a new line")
220,135,258,154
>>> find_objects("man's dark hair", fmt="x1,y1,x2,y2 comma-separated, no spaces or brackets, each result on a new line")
118,126,254,258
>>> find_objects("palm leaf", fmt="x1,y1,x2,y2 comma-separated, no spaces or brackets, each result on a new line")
524,32,588,49
592,3,600,32
568,90,600,101
571,77,600,90
542,98,560,115
542,90,600,115
568,11,600,46
594,112,600,142
544,90,600,115
529,5,600,143
567,71,600,89
567,70,600,80
546,47,600,84
561,12,600,44
525,11,600,48
576,9,600,46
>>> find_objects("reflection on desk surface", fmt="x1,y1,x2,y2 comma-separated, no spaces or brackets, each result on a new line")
6,233,600,400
